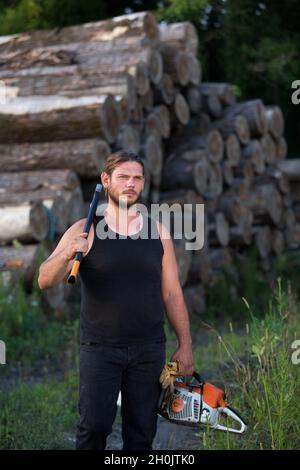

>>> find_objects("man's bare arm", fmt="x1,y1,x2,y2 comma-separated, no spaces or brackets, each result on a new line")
157,221,194,374
161,226,192,346
38,219,88,289
158,222,192,347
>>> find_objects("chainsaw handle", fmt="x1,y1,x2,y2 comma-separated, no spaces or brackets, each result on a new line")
192,371,204,384
183,371,204,386
215,406,247,434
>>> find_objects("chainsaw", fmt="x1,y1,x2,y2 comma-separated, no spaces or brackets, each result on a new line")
157,371,247,434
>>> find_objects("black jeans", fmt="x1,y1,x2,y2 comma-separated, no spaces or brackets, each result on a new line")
75,340,166,450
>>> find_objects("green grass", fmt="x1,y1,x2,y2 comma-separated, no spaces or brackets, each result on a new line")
0,275,79,372
0,369,79,449
0,274,81,449
1,250,300,450
193,278,300,450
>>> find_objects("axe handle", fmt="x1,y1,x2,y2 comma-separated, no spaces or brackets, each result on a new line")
67,183,102,284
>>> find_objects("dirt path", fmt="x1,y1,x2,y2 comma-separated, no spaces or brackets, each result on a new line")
106,400,202,450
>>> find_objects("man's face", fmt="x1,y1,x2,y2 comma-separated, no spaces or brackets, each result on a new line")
103,161,144,208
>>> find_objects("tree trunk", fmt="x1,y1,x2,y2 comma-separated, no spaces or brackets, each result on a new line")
116,124,140,154
144,105,171,140
185,85,202,114
222,160,234,186
209,212,229,247
201,92,222,119
265,105,284,138
254,167,290,195
160,48,191,86
161,154,208,195
274,136,288,161
172,93,191,126
153,74,175,105
0,64,137,101
168,129,223,164
205,162,223,198
224,134,240,166
187,53,202,85
278,159,300,181
241,139,265,175
260,133,276,165
246,184,283,225
229,224,252,246
142,134,163,186
0,138,111,177
0,202,49,243
159,22,199,55
0,169,80,192
224,178,249,198
140,86,154,112
210,114,250,144
218,195,244,225
224,99,268,137
159,189,204,206
0,12,160,58
0,243,47,286
0,190,69,235
199,83,236,106
62,186,85,226
233,157,254,186
0,94,120,144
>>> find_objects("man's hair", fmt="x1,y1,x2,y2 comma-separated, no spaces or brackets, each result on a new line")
102,150,145,198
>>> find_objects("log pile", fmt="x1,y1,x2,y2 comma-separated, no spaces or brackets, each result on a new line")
0,11,297,317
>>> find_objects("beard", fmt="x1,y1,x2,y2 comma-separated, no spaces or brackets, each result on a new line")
107,187,141,208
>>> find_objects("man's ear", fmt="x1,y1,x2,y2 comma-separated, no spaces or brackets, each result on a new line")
100,171,109,189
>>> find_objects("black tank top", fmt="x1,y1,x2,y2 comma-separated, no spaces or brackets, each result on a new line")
78,213,166,345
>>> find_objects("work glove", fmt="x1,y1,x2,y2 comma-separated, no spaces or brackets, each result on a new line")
159,360,181,394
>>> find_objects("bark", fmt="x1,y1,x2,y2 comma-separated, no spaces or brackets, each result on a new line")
0,202,49,243
265,105,284,138
224,134,240,166
209,114,250,145
0,138,111,177
241,140,265,175
0,94,121,144
0,169,80,192
153,74,175,105
224,99,268,137
0,11,160,57
159,22,199,55
199,83,236,106
260,133,276,165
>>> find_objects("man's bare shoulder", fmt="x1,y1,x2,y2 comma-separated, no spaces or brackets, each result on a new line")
70,218,87,231
62,218,87,237
53,218,87,248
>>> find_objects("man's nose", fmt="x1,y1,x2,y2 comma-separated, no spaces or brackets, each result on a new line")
126,178,135,187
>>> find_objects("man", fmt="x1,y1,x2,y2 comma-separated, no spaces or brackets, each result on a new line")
38,150,194,450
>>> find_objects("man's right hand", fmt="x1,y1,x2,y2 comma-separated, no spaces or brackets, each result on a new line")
65,232,89,261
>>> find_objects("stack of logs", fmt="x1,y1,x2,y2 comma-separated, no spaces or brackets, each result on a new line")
0,11,298,316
